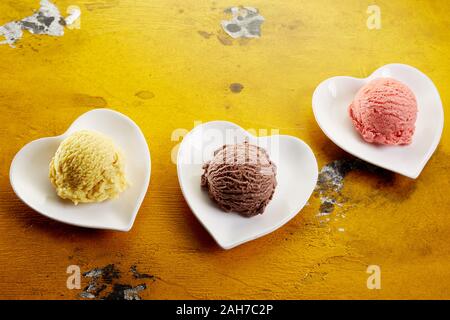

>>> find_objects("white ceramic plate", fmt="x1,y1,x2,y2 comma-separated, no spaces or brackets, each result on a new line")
312,63,444,179
177,121,318,249
9,109,151,231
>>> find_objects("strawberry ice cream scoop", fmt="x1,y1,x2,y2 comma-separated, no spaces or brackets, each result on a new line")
349,78,418,145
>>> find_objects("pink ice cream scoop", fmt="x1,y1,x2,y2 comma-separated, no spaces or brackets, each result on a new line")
349,78,418,145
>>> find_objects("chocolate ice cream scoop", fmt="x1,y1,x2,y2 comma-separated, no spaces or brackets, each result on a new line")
201,141,277,217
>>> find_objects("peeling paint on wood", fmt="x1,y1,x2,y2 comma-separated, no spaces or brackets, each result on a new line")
80,264,155,300
315,159,392,227
0,0,81,47
221,6,264,39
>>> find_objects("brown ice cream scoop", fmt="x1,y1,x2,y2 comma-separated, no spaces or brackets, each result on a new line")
201,141,277,217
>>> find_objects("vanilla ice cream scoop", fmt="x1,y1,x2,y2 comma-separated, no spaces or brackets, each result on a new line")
49,130,127,204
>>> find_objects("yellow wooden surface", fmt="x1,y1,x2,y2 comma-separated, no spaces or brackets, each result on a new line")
0,0,449,299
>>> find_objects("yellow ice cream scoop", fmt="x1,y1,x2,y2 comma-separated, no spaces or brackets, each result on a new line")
49,130,127,204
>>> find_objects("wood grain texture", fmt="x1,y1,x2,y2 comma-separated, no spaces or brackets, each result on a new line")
0,0,449,299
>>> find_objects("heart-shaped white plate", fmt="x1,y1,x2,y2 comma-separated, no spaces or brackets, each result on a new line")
312,63,444,179
177,121,318,249
9,109,151,231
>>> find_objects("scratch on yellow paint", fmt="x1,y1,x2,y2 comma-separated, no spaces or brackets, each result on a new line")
0,0,449,299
